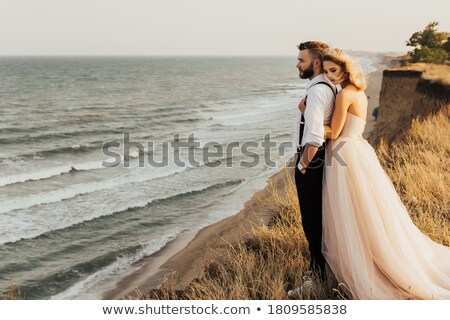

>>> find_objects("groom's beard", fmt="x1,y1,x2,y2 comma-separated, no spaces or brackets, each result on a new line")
299,62,314,79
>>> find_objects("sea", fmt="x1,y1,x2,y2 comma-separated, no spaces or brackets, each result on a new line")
0,54,378,299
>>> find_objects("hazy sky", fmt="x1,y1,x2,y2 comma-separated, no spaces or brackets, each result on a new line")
0,0,449,55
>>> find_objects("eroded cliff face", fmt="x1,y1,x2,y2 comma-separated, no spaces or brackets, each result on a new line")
413,76,450,118
369,66,450,146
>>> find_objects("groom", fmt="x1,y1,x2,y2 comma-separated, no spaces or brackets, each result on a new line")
294,41,336,281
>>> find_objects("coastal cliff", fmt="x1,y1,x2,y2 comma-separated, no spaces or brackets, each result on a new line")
369,64,450,146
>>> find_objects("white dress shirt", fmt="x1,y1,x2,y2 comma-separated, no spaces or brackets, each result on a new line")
294,74,336,147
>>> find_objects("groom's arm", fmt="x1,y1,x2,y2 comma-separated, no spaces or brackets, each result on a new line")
299,89,326,170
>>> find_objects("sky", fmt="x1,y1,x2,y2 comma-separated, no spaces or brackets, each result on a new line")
0,0,449,55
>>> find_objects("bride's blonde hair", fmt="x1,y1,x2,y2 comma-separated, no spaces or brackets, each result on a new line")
322,48,366,91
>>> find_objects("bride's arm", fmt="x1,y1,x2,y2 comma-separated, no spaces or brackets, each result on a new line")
324,124,333,139
323,91,351,140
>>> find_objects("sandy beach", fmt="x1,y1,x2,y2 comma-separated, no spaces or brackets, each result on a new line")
104,57,389,300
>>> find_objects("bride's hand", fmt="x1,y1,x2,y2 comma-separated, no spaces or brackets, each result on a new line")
298,98,307,113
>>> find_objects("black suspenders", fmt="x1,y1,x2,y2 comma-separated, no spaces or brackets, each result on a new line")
298,81,337,151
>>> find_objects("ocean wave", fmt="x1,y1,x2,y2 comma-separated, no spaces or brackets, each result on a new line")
123,102,159,109
0,165,186,214
115,178,243,211
211,98,294,121
49,233,179,299
170,117,204,123
199,103,212,109
213,108,280,121
0,139,123,161
0,144,235,188
272,82,308,89
0,128,125,145
0,177,242,245
0,127,23,134
218,118,273,126
0,159,108,187
143,111,210,123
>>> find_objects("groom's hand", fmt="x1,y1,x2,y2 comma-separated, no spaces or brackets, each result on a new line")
297,161,307,174
299,144,319,172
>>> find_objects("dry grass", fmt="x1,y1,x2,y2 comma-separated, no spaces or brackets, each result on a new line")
3,276,25,300
376,108,450,245
138,107,450,300
393,63,450,85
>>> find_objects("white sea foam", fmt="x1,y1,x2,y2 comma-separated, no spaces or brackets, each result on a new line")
0,160,108,187
0,177,239,245
0,165,186,215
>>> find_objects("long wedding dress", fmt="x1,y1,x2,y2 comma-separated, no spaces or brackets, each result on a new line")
322,112,450,299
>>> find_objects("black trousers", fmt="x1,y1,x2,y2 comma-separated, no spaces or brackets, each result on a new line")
294,143,327,276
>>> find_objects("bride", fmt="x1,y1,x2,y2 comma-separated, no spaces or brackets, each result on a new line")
306,48,450,299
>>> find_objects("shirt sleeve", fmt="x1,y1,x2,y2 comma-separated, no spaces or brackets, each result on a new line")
302,88,326,147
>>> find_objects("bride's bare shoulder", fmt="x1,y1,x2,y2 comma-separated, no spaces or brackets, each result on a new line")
340,84,359,94
338,85,364,100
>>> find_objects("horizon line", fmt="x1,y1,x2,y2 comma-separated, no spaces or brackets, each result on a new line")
0,50,406,58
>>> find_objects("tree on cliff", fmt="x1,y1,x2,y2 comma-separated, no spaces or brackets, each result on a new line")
406,21,449,64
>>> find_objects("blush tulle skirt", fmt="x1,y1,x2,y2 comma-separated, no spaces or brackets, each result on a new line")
322,136,450,299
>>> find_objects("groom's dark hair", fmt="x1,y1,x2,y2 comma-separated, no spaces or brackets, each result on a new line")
297,41,330,60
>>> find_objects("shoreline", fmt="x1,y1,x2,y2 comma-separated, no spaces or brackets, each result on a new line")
103,231,197,299
104,56,389,300
104,165,292,299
